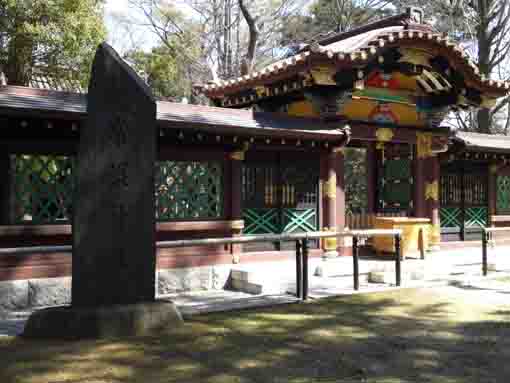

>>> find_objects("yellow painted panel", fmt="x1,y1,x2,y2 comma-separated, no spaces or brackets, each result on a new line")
286,100,319,118
342,99,378,120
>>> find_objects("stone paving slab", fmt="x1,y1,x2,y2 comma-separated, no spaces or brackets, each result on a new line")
164,290,299,317
0,311,32,337
2,245,510,338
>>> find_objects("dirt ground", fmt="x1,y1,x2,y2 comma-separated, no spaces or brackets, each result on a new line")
1,284,510,383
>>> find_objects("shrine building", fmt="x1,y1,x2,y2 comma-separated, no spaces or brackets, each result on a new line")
0,7,509,308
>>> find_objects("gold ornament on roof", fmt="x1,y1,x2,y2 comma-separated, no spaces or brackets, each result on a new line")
310,66,336,86
229,151,245,161
254,86,268,97
376,128,394,143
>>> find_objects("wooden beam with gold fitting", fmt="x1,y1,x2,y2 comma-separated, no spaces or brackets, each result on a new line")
375,127,394,150
322,227,338,252
322,173,337,200
425,181,439,202
416,132,434,159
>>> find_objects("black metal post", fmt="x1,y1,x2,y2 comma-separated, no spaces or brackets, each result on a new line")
295,240,303,299
353,235,360,291
482,230,488,277
419,228,425,260
395,234,401,287
302,239,309,301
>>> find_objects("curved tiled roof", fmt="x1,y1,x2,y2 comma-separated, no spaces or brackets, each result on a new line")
454,131,510,152
0,85,348,142
203,26,510,97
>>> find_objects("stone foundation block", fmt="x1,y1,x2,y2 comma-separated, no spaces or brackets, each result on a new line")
23,300,183,339
28,278,71,308
157,267,212,295
369,270,425,284
0,280,29,311
211,266,231,290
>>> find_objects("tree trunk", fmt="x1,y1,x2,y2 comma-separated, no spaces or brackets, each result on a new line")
5,33,34,86
476,0,492,133
238,0,259,75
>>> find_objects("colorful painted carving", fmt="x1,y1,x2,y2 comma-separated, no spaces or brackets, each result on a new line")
366,72,399,89
369,103,399,124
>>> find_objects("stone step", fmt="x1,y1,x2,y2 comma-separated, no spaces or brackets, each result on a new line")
230,259,370,295
231,277,295,295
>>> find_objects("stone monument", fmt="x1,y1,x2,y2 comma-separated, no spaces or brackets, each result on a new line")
23,43,182,338
72,42,157,306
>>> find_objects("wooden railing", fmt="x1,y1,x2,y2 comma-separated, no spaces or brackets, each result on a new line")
346,211,407,230
0,229,404,299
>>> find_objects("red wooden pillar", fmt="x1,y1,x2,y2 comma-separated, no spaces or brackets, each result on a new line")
417,133,441,250
488,164,498,227
320,148,345,257
426,155,441,250
336,149,345,230
228,150,244,262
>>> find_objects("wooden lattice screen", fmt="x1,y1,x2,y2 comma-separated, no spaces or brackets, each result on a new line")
497,175,510,214
440,162,488,240
9,156,224,224
377,143,414,214
11,155,75,224
155,161,223,220
242,159,319,236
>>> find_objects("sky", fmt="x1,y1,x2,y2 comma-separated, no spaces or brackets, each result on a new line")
104,0,159,54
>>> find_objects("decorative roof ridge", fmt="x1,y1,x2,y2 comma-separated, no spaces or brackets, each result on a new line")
309,7,435,49
0,84,86,98
455,131,510,139
157,99,331,122
201,28,510,98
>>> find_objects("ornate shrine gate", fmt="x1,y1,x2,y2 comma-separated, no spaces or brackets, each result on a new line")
242,152,319,251
440,162,489,241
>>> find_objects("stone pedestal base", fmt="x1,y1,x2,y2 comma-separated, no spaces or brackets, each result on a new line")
322,250,339,259
428,244,441,252
22,300,183,339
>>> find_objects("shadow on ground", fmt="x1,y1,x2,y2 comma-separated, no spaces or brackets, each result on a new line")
1,287,510,383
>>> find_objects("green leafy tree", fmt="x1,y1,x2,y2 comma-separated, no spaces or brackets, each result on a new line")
125,45,192,101
344,148,368,215
0,0,106,87
278,0,393,54
311,0,393,33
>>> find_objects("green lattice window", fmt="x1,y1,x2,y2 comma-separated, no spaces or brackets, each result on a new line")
378,144,413,213
464,207,488,229
497,176,510,214
11,155,75,224
383,158,411,180
155,161,223,220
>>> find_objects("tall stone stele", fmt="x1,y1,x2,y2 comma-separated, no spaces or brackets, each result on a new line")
23,44,182,339
72,43,157,306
